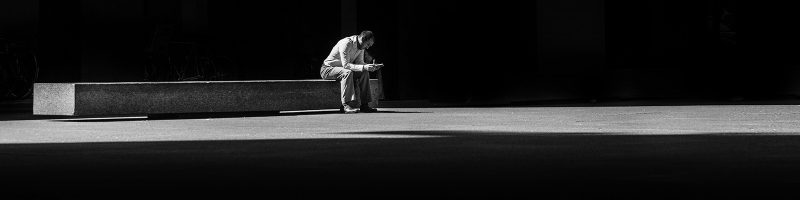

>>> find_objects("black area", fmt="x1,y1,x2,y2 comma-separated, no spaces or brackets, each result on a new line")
8,0,799,106
3,131,800,199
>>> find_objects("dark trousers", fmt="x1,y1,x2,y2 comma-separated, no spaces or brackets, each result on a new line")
320,66,371,107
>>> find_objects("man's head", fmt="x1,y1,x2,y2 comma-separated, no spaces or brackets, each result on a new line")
357,30,374,50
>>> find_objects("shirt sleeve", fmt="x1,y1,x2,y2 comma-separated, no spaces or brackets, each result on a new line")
339,41,364,72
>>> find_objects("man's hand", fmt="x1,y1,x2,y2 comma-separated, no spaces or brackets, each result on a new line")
364,64,383,72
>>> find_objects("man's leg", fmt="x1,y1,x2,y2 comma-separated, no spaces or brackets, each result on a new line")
352,70,377,112
320,67,357,107
352,70,372,106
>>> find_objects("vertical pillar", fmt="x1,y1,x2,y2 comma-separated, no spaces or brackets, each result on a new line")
341,0,357,37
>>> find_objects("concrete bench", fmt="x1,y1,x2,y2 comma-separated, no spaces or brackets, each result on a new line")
33,79,382,116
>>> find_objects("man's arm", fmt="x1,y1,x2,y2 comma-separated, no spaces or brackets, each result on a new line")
339,41,365,71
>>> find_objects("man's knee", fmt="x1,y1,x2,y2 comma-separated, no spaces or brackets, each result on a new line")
340,69,353,79
352,70,370,79
362,71,370,79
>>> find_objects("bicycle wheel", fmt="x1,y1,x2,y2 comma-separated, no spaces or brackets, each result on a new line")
0,58,11,99
6,53,38,100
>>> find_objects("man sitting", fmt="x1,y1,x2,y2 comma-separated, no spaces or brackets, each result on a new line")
320,30,383,113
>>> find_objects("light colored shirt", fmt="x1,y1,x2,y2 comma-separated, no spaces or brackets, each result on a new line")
323,35,366,71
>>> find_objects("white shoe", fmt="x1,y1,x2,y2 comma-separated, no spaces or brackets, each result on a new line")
342,105,359,114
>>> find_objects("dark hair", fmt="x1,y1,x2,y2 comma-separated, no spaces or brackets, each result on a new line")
360,30,374,41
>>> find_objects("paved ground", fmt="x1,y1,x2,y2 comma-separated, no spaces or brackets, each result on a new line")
2,105,800,199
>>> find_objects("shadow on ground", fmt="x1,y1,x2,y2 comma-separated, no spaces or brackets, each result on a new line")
0,110,429,122
2,130,800,199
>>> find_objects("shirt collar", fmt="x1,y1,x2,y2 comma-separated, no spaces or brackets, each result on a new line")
349,35,362,50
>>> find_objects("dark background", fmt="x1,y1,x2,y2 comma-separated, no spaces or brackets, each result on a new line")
1,0,798,105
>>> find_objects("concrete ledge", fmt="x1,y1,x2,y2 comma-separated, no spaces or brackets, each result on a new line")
34,79,382,116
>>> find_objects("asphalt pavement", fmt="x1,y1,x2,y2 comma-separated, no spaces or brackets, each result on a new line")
2,105,800,199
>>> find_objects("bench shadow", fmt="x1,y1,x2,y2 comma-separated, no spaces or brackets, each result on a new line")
47,110,429,122
0,112,77,121
372,110,428,114
1,130,800,199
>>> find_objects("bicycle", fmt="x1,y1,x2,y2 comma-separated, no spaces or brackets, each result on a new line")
144,26,233,82
0,35,39,100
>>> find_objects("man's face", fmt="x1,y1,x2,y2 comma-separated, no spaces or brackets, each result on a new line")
359,37,374,50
